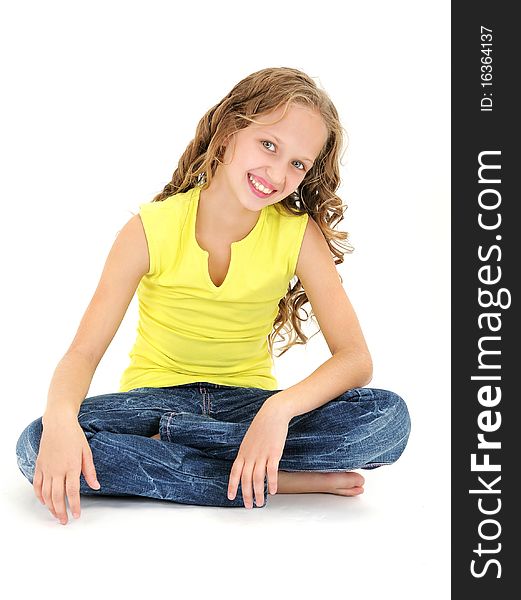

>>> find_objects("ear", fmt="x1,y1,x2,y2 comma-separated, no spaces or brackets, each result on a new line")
220,132,237,162
222,132,233,148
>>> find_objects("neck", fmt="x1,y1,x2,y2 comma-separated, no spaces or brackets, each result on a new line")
199,173,261,235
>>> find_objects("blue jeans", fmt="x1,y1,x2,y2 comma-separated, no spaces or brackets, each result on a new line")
15,383,411,509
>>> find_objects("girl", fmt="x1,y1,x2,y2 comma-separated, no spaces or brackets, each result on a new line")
15,67,411,525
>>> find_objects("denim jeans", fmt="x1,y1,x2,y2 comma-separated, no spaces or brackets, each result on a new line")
15,383,411,509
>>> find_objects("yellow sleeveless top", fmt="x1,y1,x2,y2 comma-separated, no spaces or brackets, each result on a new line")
119,185,309,392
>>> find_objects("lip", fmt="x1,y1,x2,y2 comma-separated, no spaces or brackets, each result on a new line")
248,173,277,192
247,174,273,199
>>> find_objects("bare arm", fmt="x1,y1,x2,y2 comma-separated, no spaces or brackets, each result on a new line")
42,350,99,425
35,211,151,525
266,217,373,420
42,213,150,424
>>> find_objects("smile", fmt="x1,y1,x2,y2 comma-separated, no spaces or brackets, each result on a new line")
248,173,274,195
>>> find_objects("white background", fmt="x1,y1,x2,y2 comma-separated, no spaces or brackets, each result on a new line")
0,1,450,598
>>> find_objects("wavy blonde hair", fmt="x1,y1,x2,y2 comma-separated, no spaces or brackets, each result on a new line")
150,66,353,357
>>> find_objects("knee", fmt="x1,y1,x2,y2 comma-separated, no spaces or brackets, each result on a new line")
15,417,43,484
368,388,411,454
387,390,411,436
381,390,411,458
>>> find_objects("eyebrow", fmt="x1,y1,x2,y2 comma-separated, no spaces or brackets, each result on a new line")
258,130,314,164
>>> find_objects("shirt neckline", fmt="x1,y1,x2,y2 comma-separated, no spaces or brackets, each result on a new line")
189,185,267,290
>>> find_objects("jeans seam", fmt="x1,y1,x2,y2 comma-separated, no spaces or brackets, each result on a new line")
199,384,208,415
354,387,375,400
165,412,177,443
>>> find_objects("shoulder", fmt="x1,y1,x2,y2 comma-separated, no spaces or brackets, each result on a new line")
134,189,196,276
295,215,332,277
109,213,150,279
138,189,193,237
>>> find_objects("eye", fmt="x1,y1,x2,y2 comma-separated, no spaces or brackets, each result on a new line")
261,140,306,171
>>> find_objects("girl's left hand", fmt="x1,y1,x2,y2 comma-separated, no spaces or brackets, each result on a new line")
227,402,290,508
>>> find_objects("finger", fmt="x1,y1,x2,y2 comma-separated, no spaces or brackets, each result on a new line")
266,459,279,495
241,463,254,509
51,476,68,525
41,475,57,519
82,447,101,491
253,461,266,507
65,471,81,519
227,458,244,501
32,468,45,505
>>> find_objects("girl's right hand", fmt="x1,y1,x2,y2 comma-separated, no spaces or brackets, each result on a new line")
33,418,101,525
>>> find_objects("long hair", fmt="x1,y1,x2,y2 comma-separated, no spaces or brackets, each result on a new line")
150,66,353,357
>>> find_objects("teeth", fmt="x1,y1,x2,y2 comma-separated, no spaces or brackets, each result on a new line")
249,174,273,194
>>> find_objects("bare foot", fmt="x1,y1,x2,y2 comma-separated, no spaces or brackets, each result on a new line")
147,434,364,497
276,470,365,497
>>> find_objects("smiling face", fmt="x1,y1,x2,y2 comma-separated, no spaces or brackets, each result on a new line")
217,103,329,211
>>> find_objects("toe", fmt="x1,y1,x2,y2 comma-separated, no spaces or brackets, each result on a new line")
329,471,365,489
355,472,365,486
338,486,364,497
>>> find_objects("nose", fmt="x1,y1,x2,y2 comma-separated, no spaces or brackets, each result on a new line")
265,167,285,191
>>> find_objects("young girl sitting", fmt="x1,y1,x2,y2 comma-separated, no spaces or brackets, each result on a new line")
16,66,411,525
